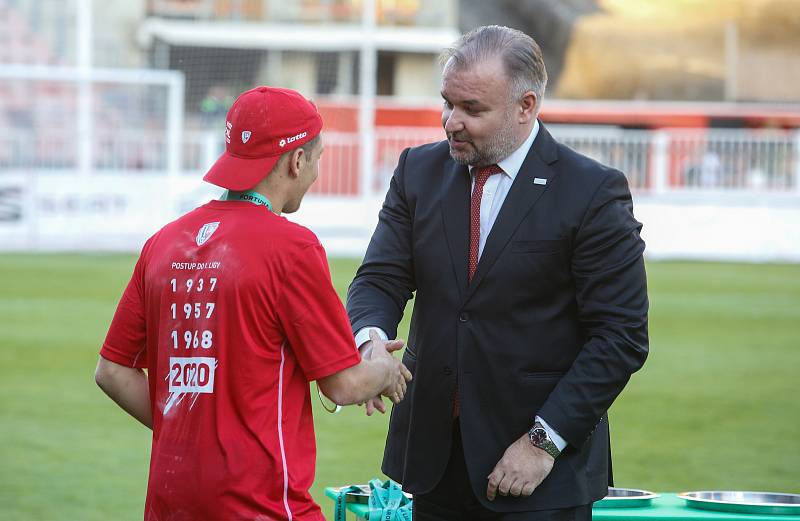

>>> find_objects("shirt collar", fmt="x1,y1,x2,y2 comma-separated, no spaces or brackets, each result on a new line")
469,119,539,181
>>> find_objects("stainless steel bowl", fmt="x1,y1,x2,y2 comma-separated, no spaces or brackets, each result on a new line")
594,487,659,508
678,491,800,515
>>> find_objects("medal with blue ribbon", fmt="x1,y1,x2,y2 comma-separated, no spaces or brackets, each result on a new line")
333,479,411,521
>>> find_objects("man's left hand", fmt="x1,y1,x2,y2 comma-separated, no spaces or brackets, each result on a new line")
360,395,387,415
486,433,554,501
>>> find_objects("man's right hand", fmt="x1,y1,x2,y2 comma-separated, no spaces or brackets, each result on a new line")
361,330,412,412
317,330,411,407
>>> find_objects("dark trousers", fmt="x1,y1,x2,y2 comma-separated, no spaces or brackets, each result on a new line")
412,423,592,521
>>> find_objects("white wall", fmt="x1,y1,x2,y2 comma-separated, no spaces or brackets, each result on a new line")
634,192,800,263
2,173,798,263
296,192,800,262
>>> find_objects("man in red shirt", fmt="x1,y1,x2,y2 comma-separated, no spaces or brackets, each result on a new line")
95,86,411,521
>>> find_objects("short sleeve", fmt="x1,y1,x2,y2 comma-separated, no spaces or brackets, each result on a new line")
277,243,361,381
100,249,148,368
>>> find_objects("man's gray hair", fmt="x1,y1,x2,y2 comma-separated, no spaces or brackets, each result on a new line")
440,25,548,112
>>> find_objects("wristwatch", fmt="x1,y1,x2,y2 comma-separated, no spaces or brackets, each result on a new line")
528,422,561,458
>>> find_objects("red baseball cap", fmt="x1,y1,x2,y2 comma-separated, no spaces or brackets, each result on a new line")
203,86,323,191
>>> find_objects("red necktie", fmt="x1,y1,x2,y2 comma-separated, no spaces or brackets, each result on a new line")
468,165,503,281
455,164,502,418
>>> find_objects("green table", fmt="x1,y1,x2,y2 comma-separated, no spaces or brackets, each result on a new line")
324,489,800,521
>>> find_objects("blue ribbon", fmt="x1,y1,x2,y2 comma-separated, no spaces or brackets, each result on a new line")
333,485,366,521
332,479,412,521
223,190,273,211
368,479,412,521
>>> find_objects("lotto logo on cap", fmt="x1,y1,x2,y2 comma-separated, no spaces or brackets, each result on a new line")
203,86,323,191
279,131,307,148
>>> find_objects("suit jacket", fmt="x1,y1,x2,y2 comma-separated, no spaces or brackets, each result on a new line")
347,123,649,512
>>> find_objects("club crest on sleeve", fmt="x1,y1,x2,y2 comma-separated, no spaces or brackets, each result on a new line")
196,222,220,246
241,131,252,144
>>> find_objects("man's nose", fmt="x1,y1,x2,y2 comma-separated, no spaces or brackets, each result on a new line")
443,109,463,133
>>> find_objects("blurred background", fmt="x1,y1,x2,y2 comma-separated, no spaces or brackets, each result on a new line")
0,1,798,520
1,0,800,258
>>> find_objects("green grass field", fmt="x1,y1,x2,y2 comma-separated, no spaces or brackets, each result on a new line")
1,254,798,520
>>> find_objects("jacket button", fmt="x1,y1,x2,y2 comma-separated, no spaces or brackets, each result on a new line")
443,367,452,375
458,312,469,322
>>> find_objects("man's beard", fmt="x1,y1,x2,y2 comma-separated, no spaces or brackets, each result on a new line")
447,112,517,167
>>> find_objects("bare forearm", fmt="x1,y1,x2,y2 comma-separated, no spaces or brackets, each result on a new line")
95,357,153,429
319,358,391,405
323,358,392,405
318,333,410,407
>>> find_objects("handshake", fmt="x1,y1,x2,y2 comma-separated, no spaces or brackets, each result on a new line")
318,330,413,413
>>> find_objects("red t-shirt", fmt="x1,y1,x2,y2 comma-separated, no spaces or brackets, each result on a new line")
101,200,361,521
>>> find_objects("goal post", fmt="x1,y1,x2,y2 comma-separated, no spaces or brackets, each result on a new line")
0,63,185,177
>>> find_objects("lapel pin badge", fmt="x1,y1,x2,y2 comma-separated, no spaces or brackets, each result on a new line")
533,177,547,185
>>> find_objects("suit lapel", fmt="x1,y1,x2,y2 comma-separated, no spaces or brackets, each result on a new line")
466,125,560,300
440,160,471,299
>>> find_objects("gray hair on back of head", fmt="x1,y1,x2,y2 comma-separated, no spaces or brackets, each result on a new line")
440,25,548,113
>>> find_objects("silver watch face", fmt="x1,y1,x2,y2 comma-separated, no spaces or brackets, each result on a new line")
530,427,548,445
529,426,559,457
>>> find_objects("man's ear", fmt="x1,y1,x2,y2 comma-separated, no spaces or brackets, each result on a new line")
288,147,306,178
518,90,537,124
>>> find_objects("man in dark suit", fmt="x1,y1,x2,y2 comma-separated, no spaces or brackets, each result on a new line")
347,25,649,521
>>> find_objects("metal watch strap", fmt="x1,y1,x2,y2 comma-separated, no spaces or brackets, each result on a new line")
529,423,561,458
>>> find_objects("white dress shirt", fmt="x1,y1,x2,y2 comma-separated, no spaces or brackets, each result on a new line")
354,120,567,451
470,119,539,259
